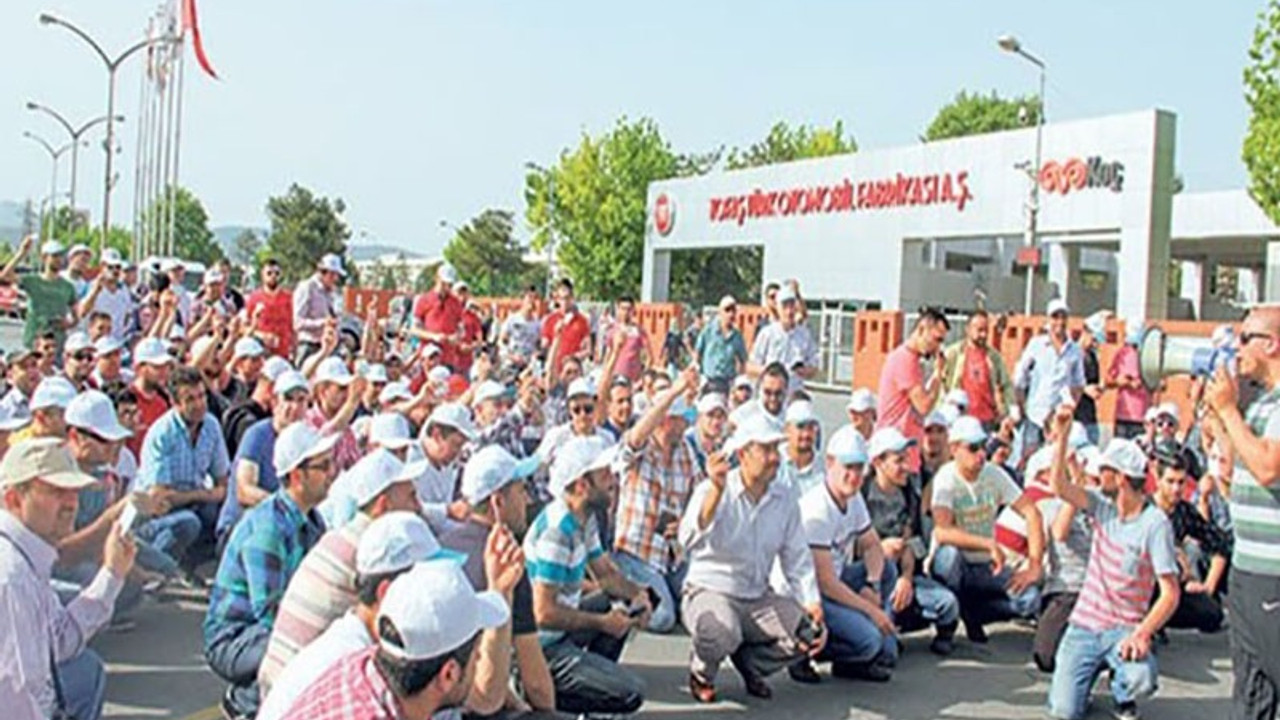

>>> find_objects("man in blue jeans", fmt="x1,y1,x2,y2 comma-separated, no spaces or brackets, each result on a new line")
799,425,898,682
1042,406,1180,720
929,416,1044,644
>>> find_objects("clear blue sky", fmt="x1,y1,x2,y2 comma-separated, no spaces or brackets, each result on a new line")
0,0,1262,256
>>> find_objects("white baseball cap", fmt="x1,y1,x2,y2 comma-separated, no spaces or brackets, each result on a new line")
64,332,93,354
162,258,184,272
826,424,869,465
723,412,787,454
1100,438,1148,479
1080,445,1105,477
0,438,96,489
776,285,798,304
566,378,595,400
40,241,65,256
732,375,753,391
427,366,452,385
453,280,469,293
204,269,226,285
1155,402,1180,424
549,436,617,498
314,357,355,387
379,381,413,405
461,445,539,505
369,412,413,450
31,377,77,411
93,336,125,356
718,295,737,310
356,511,455,576
1143,406,1162,424
317,253,347,276
262,356,293,383
348,450,413,509
421,343,442,360
362,363,389,384
696,393,727,416
867,427,915,460
425,403,477,441
190,336,218,363
67,243,90,257
273,421,341,475
436,264,459,284
784,400,818,426
1023,446,1057,485
846,388,876,413
232,337,265,361
944,389,970,409
376,559,508,661
471,380,507,407
66,390,131,441
134,337,174,366
924,409,950,429
949,416,988,446
273,370,309,397
1046,298,1070,316
100,248,123,267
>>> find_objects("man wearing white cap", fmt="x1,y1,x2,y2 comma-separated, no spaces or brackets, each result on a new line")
436,445,557,713
533,378,613,505
780,400,824,494
62,243,92,300
864,427,960,656
126,337,176,458
0,234,79,350
204,421,340,716
78,248,135,343
939,310,1015,433
876,308,949,486
320,412,418,529
261,451,425,695
681,412,824,703
163,259,195,328
410,403,477,525
216,370,313,542
929,416,1044,645
1043,407,1179,720
408,263,465,370
471,378,539,460
1012,298,1085,455
9,376,76,444
0,438,138,720
223,355,293,459
695,295,748,394
90,336,133,389
282,560,512,720
525,436,648,714
730,374,753,411
192,269,234,325
291,253,344,362
747,284,817,395
846,388,877,440
219,337,268,410
685,392,728,476
307,356,368,472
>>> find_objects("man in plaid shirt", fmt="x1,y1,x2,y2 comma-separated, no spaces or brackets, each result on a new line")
613,366,702,633
203,422,339,718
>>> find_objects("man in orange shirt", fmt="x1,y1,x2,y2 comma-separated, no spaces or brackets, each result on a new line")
245,259,294,358
541,278,591,376
453,281,485,377
409,264,464,370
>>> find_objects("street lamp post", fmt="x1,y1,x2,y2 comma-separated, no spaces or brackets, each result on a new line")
39,13,173,255
23,131,75,241
998,34,1047,316
26,102,123,211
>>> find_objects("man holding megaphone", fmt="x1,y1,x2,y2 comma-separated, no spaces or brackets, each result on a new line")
1201,305,1280,720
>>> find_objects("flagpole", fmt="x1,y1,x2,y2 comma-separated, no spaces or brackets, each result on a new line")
131,35,149,261
168,39,185,259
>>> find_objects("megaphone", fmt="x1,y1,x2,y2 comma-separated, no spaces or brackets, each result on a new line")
1138,327,1235,390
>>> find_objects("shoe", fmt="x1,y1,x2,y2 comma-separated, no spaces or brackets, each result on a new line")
689,672,717,704
831,660,892,683
788,659,822,684
930,623,958,656
1112,701,1141,720
964,620,989,644
729,652,773,699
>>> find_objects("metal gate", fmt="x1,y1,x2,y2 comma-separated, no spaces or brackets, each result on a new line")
806,304,857,392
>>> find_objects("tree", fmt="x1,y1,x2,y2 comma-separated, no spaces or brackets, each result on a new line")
233,229,263,268
262,183,351,283
142,186,225,265
413,263,440,293
726,120,857,169
923,90,1042,142
443,209,533,297
1246,1,1280,225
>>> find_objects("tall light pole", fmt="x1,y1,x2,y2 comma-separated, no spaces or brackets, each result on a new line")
23,131,75,241
998,34,1046,315
39,13,173,255
26,102,122,211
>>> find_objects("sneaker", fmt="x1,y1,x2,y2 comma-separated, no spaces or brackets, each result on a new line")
831,660,892,683
930,634,956,656
964,620,989,644
1112,701,1141,720
787,659,822,684
689,671,717,704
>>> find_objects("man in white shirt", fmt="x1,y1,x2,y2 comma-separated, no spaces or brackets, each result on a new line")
0,438,137,720
78,249,134,342
747,284,818,394
410,403,476,526
680,413,826,703
500,286,543,366
779,400,824,494
728,363,788,430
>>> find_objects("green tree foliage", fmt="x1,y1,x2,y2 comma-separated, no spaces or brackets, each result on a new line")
726,120,857,169
142,186,225,266
233,228,263,268
1246,1,1280,225
443,209,536,297
48,207,130,260
924,90,1042,142
262,184,351,283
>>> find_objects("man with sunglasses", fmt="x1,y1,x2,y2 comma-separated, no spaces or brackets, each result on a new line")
1013,299,1085,456
204,421,340,718
246,259,294,359
929,416,1044,645
78,249,134,343
533,378,614,505
61,332,96,392
729,363,789,430
90,337,132,389
696,295,748,395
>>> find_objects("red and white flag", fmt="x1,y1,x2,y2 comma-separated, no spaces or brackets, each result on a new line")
181,0,218,79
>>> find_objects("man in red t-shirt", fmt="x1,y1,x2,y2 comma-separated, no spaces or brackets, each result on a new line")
452,281,485,377
939,310,1015,431
540,277,591,376
876,309,949,473
409,264,464,370
127,337,175,458
245,259,295,358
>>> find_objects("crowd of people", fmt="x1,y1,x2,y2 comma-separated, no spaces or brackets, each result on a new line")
0,234,1276,720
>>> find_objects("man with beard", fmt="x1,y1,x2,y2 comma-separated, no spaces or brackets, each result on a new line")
525,436,650,716
780,400,824,494
728,362,788,429
940,310,1014,434
876,308,948,486
61,332,96,392
747,284,817,395
292,254,345,363
306,357,367,473
1,348,41,418
685,393,728,476
1013,299,1085,456
223,356,293,459
78,249,135,343
62,244,92,300
127,338,176,458
409,264,465,370
0,236,79,351
91,336,133,388
204,421,340,718
246,259,295,359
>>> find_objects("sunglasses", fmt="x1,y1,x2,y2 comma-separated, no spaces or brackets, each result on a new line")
569,403,596,416
71,351,94,362
1156,417,1177,427
964,442,986,454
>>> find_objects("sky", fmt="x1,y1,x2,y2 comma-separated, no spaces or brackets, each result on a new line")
0,0,1263,257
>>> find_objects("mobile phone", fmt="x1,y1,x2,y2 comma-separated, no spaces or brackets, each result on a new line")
118,500,144,537
796,614,824,646
627,603,647,619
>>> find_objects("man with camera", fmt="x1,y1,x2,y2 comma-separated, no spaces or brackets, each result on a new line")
1203,305,1280,720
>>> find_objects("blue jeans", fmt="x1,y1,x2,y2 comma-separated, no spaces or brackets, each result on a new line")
136,509,202,568
58,648,106,720
820,561,900,666
1048,624,1158,719
931,544,1040,630
611,550,686,634
900,575,961,630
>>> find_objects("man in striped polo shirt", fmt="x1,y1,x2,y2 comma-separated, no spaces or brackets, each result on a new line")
1043,405,1180,720
1204,305,1280,720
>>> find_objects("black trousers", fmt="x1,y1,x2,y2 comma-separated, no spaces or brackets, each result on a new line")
1230,568,1280,720
1167,587,1225,633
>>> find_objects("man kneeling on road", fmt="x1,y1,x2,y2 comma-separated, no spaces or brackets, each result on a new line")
681,413,826,703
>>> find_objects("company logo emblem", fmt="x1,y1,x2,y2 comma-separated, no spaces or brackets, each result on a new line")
1039,156,1125,195
654,193,675,236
